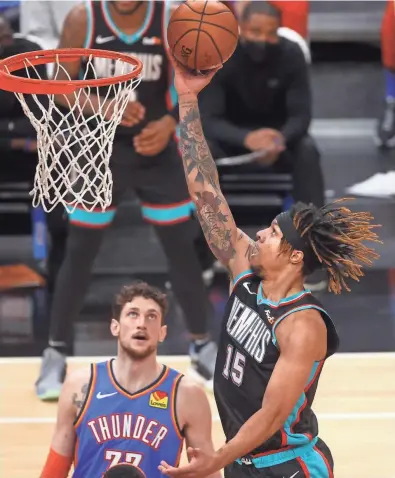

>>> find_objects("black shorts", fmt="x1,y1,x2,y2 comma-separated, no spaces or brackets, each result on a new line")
225,438,334,478
68,139,195,228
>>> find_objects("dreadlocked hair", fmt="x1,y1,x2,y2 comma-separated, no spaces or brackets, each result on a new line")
281,198,382,294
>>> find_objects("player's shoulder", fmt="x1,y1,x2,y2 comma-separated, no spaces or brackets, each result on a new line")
64,1,88,27
176,377,211,428
177,376,209,404
63,364,92,391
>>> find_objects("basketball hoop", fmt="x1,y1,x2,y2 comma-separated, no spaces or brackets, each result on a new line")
0,48,143,212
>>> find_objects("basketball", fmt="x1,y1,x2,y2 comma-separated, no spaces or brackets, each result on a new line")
167,0,239,71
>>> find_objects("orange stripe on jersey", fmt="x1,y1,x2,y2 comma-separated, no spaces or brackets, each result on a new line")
73,437,79,469
107,361,170,399
305,360,324,392
170,373,184,440
314,446,334,478
74,364,97,429
296,456,310,477
252,444,294,458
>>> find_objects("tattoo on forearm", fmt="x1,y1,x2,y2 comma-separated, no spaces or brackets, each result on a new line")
179,100,220,190
179,100,235,263
195,191,235,263
72,383,89,412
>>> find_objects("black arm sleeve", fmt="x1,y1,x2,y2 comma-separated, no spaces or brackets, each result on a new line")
199,75,251,148
281,46,312,144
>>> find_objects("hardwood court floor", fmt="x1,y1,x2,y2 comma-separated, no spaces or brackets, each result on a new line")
0,353,394,478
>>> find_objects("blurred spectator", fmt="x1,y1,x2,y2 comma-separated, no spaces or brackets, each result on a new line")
200,1,324,210
0,14,68,338
376,0,395,148
231,0,309,39
0,14,41,156
0,0,19,31
20,0,78,51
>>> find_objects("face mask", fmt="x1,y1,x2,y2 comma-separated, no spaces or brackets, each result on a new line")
242,40,279,63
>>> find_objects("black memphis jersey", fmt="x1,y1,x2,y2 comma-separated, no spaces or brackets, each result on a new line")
83,0,175,138
214,272,339,458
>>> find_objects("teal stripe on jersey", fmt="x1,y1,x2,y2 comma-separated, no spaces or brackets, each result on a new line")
282,361,320,446
141,201,195,224
300,446,332,477
84,0,93,48
233,269,254,285
69,208,115,226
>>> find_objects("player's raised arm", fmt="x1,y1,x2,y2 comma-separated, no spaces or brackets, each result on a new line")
173,63,253,279
40,367,91,478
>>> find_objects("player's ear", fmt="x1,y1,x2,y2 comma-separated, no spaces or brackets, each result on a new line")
110,318,120,338
290,249,304,266
159,325,167,343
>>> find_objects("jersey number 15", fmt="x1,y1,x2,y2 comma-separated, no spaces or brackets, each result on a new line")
222,344,246,387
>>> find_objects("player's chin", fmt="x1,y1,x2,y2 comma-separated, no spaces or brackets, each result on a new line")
127,341,156,359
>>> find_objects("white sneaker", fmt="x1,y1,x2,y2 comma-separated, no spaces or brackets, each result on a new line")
345,172,395,197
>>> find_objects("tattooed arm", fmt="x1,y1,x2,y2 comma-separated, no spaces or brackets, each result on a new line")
41,367,91,476
179,92,253,278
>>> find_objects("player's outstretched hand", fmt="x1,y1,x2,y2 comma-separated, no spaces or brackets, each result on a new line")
158,447,218,478
170,54,221,97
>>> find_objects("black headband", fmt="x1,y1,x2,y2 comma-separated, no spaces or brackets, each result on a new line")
276,211,321,271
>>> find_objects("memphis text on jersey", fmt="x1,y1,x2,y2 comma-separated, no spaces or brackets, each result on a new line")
226,296,272,363
93,52,163,82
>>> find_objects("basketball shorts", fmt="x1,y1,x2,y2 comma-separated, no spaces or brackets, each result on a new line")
69,139,195,229
225,438,334,478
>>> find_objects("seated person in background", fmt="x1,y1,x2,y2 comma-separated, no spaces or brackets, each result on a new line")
376,0,395,148
20,0,78,50
200,1,324,211
231,0,309,39
0,14,41,156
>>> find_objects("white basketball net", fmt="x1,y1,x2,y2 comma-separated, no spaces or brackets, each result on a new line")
9,54,142,213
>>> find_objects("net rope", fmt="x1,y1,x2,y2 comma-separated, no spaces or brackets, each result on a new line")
8,54,142,212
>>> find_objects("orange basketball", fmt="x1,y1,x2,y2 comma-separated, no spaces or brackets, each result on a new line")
167,0,239,71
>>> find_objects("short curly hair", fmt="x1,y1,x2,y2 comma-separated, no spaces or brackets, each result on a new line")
112,281,168,322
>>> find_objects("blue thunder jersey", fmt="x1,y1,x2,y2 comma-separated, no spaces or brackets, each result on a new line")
81,0,177,140
73,361,184,478
214,271,339,465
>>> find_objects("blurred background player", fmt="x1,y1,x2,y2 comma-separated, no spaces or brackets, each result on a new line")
20,0,78,50
40,282,220,478
230,0,309,39
158,61,380,478
35,0,217,402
